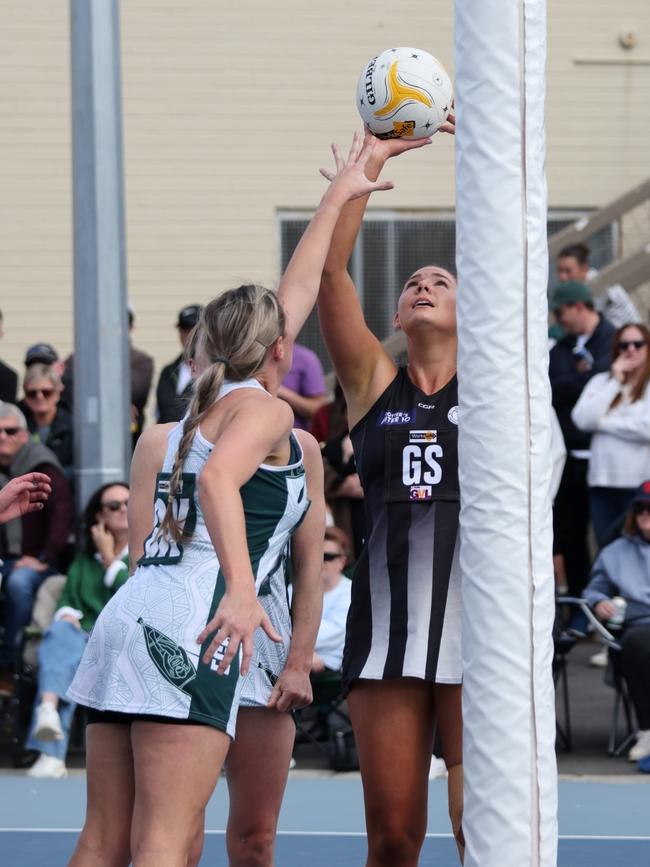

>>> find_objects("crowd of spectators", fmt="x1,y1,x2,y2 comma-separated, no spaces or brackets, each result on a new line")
0,252,648,774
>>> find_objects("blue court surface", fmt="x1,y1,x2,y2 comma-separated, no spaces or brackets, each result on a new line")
1,774,649,866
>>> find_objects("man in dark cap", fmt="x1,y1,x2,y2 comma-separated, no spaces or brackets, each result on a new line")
156,305,203,423
24,343,60,369
549,281,616,619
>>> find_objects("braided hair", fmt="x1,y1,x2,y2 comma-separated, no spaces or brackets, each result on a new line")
158,284,286,541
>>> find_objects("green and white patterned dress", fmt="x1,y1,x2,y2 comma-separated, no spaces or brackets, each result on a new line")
68,379,309,737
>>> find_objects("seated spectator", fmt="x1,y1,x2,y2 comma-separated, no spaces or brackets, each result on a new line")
582,481,650,764
21,365,74,474
311,527,352,676
61,308,154,449
279,342,328,430
25,482,130,778
156,304,203,423
310,380,347,445
556,242,642,329
322,428,364,561
0,309,18,403
0,403,74,692
572,323,650,547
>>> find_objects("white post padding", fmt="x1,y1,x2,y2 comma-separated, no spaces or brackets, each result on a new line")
454,1,558,865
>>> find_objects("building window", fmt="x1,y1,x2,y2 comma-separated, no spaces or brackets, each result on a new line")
279,211,616,374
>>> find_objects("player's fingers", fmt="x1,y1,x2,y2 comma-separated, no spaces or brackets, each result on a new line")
260,613,282,644
319,168,335,182
238,634,253,676
331,142,345,172
346,129,361,163
202,630,225,665
439,122,455,135
267,683,281,709
25,501,45,513
369,180,394,192
196,619,220,646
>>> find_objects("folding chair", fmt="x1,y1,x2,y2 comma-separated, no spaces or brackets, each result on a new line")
557,597,636,757
293,670,357,771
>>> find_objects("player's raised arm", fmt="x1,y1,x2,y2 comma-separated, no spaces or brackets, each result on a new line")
278,132,394,347
317,132,435,423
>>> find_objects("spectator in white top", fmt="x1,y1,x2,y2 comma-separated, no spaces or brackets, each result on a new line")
311,526,352,675
572,323,650,546
556,242,641,329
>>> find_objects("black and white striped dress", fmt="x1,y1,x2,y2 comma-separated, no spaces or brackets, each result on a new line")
343,367,462,689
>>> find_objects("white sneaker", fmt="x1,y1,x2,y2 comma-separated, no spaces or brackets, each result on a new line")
589,648,608,668
629,730,650,762
429,755,448,779
33,702,64,742
26,754,68,778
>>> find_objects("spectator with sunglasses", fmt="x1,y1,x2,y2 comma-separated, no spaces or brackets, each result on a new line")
21,364,73,475
572,323,650,547
25,482,130,778
311,526,352,676
0,402,74,693
582,481,650,764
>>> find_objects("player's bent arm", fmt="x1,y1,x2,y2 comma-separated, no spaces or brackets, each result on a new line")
128,423,175,572
196,397,293,672
285,430,326,673
199,397,295,593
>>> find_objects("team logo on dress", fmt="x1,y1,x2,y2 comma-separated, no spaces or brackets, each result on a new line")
447,406,459,425
409,430,437,443
139,618,197,693
410,485,433,500
378,409,416,426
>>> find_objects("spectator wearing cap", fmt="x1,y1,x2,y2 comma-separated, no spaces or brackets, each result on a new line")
278,343,328,430
572,323,650,546
582,481,650,765
21,365,74,475
556,242,641,329
0,402,74,692
549,281,616,608
156,304,202,423
60,308,154,447
0,310,18,404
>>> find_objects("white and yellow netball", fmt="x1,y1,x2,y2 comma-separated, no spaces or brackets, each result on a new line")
356,47,453,139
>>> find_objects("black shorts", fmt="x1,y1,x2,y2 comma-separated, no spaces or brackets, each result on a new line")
85,707,211,728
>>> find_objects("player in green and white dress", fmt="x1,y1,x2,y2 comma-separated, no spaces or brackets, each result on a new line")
66,135,394,867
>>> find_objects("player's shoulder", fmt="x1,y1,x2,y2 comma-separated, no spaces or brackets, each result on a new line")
133,423,175,461
292,427,320,458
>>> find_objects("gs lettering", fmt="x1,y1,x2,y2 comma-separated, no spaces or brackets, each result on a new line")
402,444,443,486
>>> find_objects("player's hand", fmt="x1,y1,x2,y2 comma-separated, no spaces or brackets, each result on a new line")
319,130,400,202
0,472,51,524
197,589,282,676
267,665,313,713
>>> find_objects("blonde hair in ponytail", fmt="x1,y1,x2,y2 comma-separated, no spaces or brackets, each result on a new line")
158,284,286,542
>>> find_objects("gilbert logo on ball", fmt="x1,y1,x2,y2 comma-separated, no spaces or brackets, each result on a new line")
357,47,453,140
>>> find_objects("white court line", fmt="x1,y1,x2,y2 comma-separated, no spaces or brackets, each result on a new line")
0,829,649,841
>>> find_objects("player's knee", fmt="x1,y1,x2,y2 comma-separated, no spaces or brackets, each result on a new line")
228,824,276,867
368,819,426,866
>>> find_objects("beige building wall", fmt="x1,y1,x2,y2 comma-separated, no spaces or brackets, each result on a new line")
1,1,648,401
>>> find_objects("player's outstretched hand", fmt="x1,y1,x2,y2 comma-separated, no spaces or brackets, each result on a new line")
319,130,403,202
197,589,282,676
0,472,51,524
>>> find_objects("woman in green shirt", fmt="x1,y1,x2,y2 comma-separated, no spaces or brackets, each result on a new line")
25,481,130,778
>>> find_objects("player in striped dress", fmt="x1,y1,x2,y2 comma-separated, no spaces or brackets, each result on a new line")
284,126,465,864
66,138,395,867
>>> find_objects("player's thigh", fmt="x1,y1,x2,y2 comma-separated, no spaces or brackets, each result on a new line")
226,707,295,831
433,682,463,768
348,678,435,825
130,721,230,844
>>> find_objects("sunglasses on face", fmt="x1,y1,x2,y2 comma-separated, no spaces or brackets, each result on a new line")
617,340,646,352
102,499,129,512
0,427,20,437
634,504,650,516
25,387,56,399
323,551,343,562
